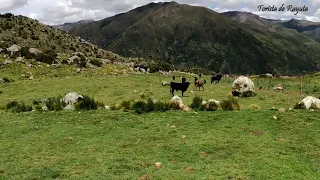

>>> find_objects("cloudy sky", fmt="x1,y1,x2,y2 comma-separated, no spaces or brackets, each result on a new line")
0,0,319,25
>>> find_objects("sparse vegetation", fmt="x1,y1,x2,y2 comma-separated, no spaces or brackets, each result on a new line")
190,96,203,110
45,96,65,111
75,95,98,110
241,91,257,97
6,100,32,113
221,98,240,111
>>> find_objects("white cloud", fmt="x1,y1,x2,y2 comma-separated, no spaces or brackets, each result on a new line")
0,0,319,24
0,0,30,11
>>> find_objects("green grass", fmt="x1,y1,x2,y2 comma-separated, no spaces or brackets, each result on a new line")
1,110,320,179
1,63,320,179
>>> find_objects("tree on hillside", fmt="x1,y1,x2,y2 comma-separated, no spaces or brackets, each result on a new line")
220,60,231,75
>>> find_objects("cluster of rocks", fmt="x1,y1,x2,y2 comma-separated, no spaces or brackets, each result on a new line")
20,72,34,80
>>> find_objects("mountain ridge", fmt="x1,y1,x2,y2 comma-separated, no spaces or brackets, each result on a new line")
56,2,320,74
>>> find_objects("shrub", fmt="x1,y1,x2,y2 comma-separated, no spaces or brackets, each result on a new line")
3,77,13,83
35,50,57,64
90,59,103,67
6,100,18,109
46,96,65,111
154,102,170,112
190,96,203,110
31,35,39,40
32,100,40,105
220,98,240,111
75,95,98,110
79,61,87,68
241,91,256,98
21,47,33,59
120,100,132,111
132,100,147,114
146,98,155,112
0,90,3,94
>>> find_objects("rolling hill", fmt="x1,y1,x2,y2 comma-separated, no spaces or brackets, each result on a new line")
62,1,320,75
0,13,126,62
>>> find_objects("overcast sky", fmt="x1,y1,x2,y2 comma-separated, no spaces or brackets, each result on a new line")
0,0,319,25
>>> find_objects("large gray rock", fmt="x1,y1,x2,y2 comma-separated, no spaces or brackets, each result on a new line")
298,96,320,109
62,92,83,110
6,44,21,57
232,76,255,93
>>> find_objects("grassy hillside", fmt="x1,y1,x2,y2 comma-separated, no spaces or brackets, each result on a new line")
67,2,320,75
1,61,320,179
1,110,320,179
0,13,126,61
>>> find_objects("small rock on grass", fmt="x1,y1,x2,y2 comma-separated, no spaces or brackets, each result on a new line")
155,162,162,168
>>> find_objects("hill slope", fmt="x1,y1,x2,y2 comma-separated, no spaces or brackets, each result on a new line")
222,12,320,43
66,2,320,75
0,13,126,61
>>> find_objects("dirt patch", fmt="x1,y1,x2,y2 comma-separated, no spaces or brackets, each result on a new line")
182,166,194,171
311,153,320,159
243,128,264,136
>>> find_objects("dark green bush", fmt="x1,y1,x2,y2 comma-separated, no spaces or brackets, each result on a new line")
75,95,98,110
146,98,155,112
221,98,240,111
132,100,147,114
154,102,170,112
21,47,34,59
190,96,203,110
35,50,57,64
3,77,13,83
46,96,65,111
90,59,103,67
32,100,40,105
6,100,18,109
6,101,32,113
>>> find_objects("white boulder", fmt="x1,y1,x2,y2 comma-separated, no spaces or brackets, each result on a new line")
170,95,183,106
232,76,255,93
298,96,320,109
62,92,83,110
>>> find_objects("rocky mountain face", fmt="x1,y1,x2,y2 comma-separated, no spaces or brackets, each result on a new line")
53,2,320,74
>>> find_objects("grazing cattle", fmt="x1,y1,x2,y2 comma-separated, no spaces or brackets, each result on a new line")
170,81,191,97
194,77,206,91
211,74,223,84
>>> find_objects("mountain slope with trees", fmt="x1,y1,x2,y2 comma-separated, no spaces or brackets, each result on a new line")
63,2,320,74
